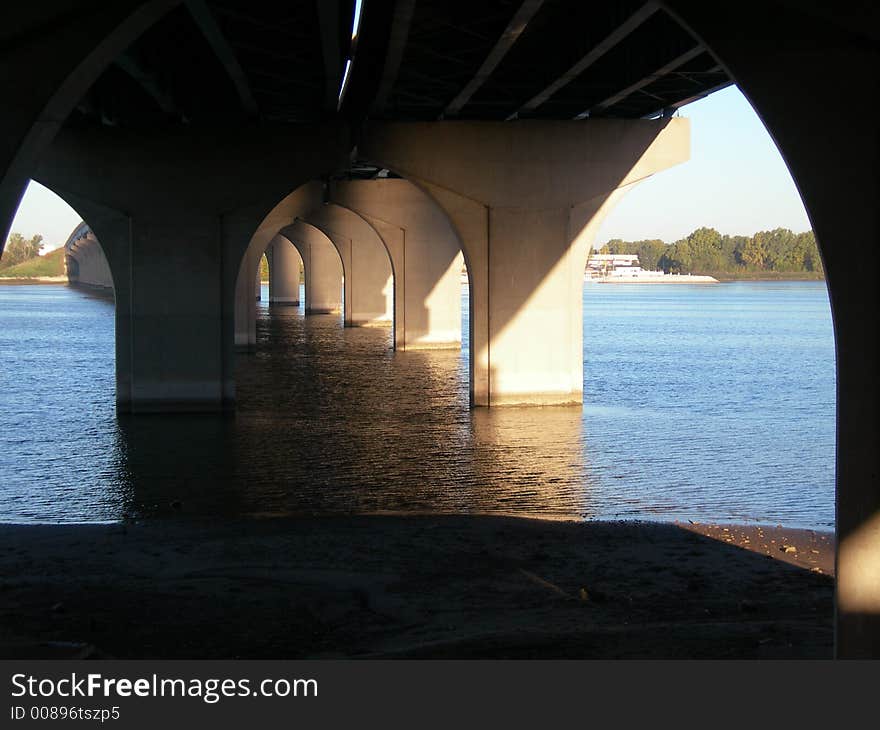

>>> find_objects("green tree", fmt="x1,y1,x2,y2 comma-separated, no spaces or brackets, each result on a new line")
683,227,724,271
594,226,822,277
1,233,44,269
729,235,750,268
760,228,797,270
798,231,823,273
631,239,666,270
740,234,767,269
658,237,699,273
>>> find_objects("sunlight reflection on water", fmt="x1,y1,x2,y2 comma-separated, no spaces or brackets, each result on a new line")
0,281,835,527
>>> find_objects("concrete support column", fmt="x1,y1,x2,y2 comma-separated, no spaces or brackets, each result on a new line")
361,120,689,405
234,245,260,350
426,187,624,406
278,222,343,314
123,214,233,412
268,237,302,305
330,179,462,349
53,198,231,414
302,203,392,327
484,206,588,405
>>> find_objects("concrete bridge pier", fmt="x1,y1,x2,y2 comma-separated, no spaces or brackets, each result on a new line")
329,179,463,350
35,125,349,412
302,203,393,327
278,222,343,315
361,119,690,406
60,201,237,414
125,213,237,412
267,237,302,306
234,245,262,351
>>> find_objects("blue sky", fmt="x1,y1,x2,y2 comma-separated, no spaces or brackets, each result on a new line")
595,85,810,243
12,180,83,251
9,85,810,252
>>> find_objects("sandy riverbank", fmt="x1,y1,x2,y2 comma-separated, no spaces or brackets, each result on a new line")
0,515,833,659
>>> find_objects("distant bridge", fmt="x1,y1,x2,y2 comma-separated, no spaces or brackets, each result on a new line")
63,223,113,292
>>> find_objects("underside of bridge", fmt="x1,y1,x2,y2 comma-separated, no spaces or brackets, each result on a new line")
1,1,878,657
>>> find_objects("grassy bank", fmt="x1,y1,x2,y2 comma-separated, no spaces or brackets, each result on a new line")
0,247,65,278
705,270,826,282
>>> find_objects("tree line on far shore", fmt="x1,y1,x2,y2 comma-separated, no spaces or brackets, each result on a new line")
3,227,825,280
0,233,44,269
596,227,824,277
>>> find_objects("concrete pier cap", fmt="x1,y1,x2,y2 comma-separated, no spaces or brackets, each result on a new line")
359,118,690,208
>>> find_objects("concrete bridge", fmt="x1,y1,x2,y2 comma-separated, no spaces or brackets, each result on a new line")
0,1,878,655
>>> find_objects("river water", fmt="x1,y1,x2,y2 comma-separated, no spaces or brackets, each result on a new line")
0,280,835,528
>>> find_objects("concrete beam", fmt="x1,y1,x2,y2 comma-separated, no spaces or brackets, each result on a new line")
185,0,259,117
580,45,705,117
509,2,659,118
442,0,545,118
370,0,417,114
317,0,343,112
114,51,183,118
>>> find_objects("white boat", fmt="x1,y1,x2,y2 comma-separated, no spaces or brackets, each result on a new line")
590,266,718,284
585,254,718,284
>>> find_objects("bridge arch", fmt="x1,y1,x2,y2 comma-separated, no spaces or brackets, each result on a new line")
300,202,394,328
3,179,127,410
233,181,327,350
327,174,468,354
656,0,875,658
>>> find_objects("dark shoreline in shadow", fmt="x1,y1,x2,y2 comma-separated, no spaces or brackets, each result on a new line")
0,514,833,659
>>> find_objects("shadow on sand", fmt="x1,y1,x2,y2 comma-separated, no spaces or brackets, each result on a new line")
0,515,832,659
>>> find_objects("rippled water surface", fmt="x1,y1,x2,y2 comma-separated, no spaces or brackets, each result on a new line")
0,281,835,527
